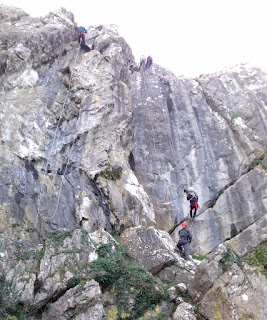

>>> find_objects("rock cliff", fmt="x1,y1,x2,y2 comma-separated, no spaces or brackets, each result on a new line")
0,5,266,320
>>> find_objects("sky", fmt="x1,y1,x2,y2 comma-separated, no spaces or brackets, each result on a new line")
1,0,267,78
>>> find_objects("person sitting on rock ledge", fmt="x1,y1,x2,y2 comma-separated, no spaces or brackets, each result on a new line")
184,187,200,222
77,26,87,48
177,221,192,260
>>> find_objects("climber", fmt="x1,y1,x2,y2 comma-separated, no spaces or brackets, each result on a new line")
145,56,153,69
177,222,192,260
139,55,146,71
77,26,87,48
184,188,200,221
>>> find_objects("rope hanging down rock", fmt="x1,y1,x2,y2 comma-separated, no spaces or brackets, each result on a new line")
142,72,180,222
35,43,84,226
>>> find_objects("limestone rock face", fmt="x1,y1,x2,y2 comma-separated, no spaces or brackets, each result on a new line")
131,64,267,255
188,244,267,320
188,166,267,256
0,228,114,318
199,263,267,320
42,280,106,320
0,4,267,320
120,226,198,279
0,5,154,242
173,302,197,320
187,243,231,302
188,243,267,320
120,226,176,274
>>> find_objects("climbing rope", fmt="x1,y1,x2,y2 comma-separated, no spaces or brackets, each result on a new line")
35,42,84,226
142,73,160,169
41,104,84,222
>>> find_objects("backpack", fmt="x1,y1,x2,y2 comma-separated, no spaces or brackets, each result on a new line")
78,27,86,34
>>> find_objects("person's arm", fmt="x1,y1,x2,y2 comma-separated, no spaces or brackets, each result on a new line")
187,230,192,243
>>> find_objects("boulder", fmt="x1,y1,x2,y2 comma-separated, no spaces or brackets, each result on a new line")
187,243,229,302
42,280,106,320
120,226,178,274
173,302,197,320
199,263,267,320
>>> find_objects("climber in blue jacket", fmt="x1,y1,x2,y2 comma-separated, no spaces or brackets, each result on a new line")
177,222,192,260
77,27,87,47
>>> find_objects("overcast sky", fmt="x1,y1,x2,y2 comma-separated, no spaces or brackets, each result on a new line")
1,0,267,77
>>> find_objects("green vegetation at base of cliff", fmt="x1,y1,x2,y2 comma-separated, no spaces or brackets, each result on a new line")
0,276,32,320
90,243,168,320
244,240,267,277
47,229,74,248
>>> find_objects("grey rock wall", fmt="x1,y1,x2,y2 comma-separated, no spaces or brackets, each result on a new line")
131,64,267,254
0,5,266,320
188,243,267,320
0,5,155,243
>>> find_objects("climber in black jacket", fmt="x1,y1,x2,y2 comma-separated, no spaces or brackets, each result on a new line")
184,187,200,221
145,56,153,69
177,222,192,260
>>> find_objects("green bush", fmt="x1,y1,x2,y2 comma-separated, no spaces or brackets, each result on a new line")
220,246,241,271
0,276,30,320
90,243,166,319
244,240,267,277
67,277,80,289
101,155,122,180
47,230,74,248
192,254,206,261
113,235,121,244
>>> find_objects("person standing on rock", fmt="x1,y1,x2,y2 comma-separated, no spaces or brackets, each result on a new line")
177,222,192,260
77,26,87,48
139,55,146,71
184,187,200,222
145,56,153,69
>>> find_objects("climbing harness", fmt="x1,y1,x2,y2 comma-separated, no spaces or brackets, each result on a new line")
35,42,84,226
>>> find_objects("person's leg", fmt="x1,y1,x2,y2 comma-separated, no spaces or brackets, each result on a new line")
183,242,190,259
177,241,183,252
190,206,193,219
177,240,187,257
192,206,197,218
